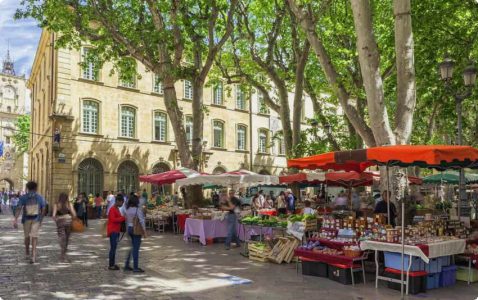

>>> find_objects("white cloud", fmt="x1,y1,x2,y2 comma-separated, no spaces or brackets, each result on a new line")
0,0,41,78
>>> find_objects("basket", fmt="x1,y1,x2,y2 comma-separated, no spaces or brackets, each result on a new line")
343,249,362,258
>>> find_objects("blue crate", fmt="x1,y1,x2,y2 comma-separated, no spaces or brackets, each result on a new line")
439,265,457,287
425,258,442,274
427,272,440,290
384,252,424,272
439,256,451,267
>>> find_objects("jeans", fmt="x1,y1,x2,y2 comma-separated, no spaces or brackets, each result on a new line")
125,226,142,269
96,206,102,219
225,213,240,247
109,232,120,267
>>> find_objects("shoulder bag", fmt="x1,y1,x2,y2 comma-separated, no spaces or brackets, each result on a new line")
133,208,145,236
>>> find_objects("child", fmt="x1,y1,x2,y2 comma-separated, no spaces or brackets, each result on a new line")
107,194,125,270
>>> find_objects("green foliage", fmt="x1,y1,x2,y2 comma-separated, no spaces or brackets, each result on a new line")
12,115,30,154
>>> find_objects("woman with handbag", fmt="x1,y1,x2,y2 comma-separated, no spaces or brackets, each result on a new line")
124,195,147,273
52,193,77,262
107,194,125,270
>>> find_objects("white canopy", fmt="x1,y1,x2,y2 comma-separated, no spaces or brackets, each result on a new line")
176,169,279,187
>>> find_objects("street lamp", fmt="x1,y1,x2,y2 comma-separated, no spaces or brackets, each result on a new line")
439,56,477,217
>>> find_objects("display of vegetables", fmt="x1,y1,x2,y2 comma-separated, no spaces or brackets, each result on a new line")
241,216,261,225
288,214,316,223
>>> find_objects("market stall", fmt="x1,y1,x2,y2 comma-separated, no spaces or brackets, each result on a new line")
288,145,478,295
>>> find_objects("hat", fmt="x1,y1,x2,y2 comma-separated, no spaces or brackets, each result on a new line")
286,189,292,193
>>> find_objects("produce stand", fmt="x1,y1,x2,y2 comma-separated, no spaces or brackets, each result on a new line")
361,239,466,294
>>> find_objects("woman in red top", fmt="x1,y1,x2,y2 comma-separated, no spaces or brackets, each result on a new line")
107,195,125,270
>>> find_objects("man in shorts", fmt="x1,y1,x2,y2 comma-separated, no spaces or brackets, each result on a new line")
13,181,46,264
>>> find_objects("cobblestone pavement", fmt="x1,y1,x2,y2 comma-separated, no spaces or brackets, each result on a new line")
1,213,478,300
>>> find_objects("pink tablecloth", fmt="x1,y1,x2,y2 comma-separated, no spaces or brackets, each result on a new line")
183,218,228,245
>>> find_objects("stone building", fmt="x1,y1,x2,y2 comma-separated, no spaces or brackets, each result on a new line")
28,30,315,205
0,49,28,191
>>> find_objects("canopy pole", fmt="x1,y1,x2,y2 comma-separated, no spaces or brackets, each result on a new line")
386,166,391,225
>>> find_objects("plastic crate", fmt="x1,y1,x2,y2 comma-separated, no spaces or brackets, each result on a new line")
328,263,362,285
425,258,441,274
439,265,457,287
384,252,424,272
301,258,328,277
439,256,451,267
456,266,478,283
426,273,440,290
384,268,427,295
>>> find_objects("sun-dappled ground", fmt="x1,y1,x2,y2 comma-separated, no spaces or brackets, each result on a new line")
1,213,477,300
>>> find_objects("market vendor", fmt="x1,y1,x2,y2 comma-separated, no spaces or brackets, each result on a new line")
333,191,348,210
374,190,397,227
303,200,315,215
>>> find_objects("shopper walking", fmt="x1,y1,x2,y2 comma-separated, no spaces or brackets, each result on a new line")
276,191,287,215
12,181,46,264
285,189,296,213
52,193,77,262
124,195,147,273
222,189,241,250
95,193,104,219
107,194,125,270
10,192,20,216
74,193,88,227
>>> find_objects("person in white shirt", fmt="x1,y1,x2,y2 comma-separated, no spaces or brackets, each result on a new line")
258,190,266,208
106,191,116,215
334,191,348,209
303,200,315,215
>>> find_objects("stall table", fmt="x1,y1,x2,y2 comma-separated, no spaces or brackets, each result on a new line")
294,248,368,286
183,218,228,245
360,239,466,295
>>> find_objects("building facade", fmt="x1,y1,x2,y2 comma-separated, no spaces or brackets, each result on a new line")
0,50,28,191
28,31,315,205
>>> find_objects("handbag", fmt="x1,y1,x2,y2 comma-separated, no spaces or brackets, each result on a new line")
101,220,108,238
71,217,85,233
132,208,145,236
120,221,127,233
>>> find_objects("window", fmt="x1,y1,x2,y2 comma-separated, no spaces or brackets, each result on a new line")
82,100,99,134
119,60,136,88
153,74,163,94
258,92,269,114
78,158,104,196
81,47,98,81
184,80,192,100
258,129,268,154
213,120,224,148
5,136,11,144
213,82,224,105
278,137,285,155
185,116,193,144
237,125,247,151
6,106,11,113
154,111,167,142
117,160,139,194
236,85,246,110
120,106,136,138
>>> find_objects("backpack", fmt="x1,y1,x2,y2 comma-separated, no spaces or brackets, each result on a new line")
24,193,40,217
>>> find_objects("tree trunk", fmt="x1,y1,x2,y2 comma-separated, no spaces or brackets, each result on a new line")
277,85,294,157
287,0,376,147
393,0,416,145
351,0,395,146
292,43,309,155
162,76,191,167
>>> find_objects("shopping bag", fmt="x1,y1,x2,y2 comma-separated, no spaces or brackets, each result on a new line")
133,208,144,236
71,217,85,233
101,220,108,238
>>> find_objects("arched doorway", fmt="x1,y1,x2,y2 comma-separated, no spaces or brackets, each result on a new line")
117,161,139,194
78,158,104,196
151,162,171,195
258,169,271,175
213,166,226,175
0,178,14,191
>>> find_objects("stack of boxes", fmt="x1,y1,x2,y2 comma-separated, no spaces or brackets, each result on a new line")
383,252,457,294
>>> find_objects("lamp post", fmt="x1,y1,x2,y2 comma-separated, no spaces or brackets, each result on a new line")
439,56,477,217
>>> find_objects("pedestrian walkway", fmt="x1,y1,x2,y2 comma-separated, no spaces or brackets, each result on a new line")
0,214,477,299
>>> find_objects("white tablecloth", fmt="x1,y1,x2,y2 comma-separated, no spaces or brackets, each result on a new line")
360,239,466,263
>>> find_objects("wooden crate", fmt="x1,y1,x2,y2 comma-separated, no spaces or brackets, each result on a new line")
268,237,300,264
304,219,318,232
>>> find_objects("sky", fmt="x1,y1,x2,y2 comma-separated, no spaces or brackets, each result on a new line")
0,0,41,77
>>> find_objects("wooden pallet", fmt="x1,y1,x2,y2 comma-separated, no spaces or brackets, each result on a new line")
267,237,300,264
